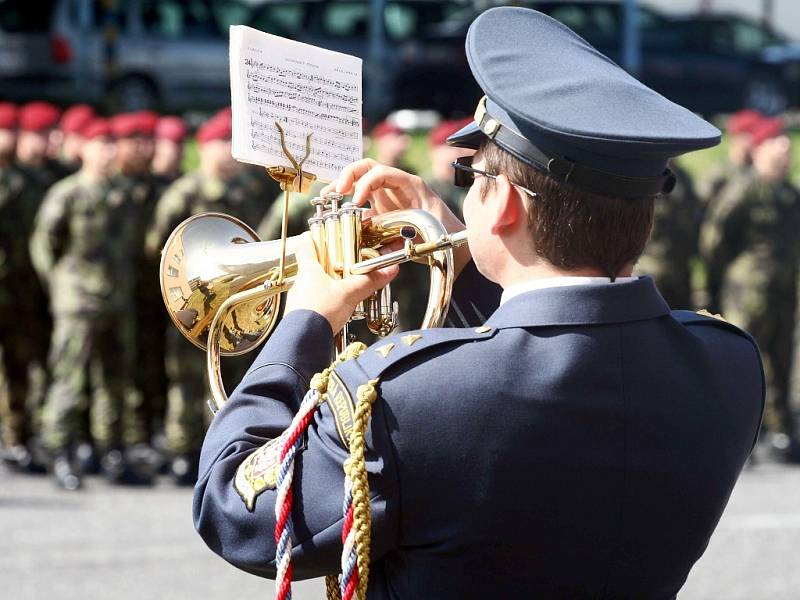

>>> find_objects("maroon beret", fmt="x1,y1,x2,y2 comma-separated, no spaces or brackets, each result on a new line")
196,112,232,144
19,101,61,132
61,104,95,134
82,117,113,140
155,116,188,142
135,110,159,136
0,102,17,129
429,118,474,146
371,120,404,138
750,117,784,147
110,113,139,138
727,109,763,136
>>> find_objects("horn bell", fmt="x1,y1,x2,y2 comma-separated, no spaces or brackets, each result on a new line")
159,212,300,356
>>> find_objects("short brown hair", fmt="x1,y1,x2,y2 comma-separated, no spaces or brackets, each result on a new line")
480,140,655,278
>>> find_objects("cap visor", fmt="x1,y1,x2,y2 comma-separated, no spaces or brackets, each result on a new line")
446,122,483,149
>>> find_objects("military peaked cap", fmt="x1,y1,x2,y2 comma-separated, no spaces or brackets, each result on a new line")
448,7,721,199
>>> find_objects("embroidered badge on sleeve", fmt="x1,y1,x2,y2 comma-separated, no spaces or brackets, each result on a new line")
325,371,356,449
234,434,285,511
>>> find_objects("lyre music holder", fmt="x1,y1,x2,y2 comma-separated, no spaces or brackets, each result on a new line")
265,122,317,286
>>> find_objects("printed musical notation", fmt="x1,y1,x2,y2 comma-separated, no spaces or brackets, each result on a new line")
230,26,363,182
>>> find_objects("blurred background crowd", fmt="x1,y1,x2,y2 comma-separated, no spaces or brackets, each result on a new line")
2,0,800,494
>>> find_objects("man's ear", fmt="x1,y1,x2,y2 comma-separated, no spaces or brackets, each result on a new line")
489,174,524,234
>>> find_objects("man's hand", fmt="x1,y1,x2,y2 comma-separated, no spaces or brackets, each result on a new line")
284,232,399,334
322,158,471,275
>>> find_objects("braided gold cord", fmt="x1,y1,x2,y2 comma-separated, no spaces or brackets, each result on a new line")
311,342,368,395
313,341,375,600
347,379,379,600
325,575,342,600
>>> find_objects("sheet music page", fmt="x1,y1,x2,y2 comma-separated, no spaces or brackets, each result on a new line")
229,25,363,183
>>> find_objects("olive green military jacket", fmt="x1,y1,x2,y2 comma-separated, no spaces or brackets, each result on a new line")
700,172,800,310
0,165,33,308
30,172,141,316
147,170,271,257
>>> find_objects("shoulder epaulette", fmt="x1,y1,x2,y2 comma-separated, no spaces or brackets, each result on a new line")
672,309,755,344
323,326,496,449
351,325,497,381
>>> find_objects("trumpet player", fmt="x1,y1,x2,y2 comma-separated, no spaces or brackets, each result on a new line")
193,8,764,598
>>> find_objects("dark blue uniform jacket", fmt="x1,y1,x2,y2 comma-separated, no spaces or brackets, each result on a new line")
194,263,764,599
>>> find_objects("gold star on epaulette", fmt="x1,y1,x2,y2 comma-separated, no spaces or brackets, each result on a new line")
696,309,727,322
474,325,492,333
375,343,395,358
401,334,422,347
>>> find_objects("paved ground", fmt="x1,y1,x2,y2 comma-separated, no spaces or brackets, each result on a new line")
1,461,798,599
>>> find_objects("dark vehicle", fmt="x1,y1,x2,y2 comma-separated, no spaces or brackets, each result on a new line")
664,13,800,115
0,0,479,119
248,0,480,119
0,0,253,111
3,0,797,118
512,1,800,115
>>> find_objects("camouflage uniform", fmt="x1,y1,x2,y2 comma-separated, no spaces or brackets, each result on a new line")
151,172,180,202
30,173,143,453
113,171,163,445
636,166,700,309
0,163,51,448
699,169,758,313
700,174,800,437
146,170,270,455
696,161,739,208
256,180,326,241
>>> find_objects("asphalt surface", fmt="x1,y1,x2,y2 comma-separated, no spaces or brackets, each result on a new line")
1,461,798,600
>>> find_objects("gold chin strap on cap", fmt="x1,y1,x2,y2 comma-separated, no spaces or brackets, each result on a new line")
474,95,500,138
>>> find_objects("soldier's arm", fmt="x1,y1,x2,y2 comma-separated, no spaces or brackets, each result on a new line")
145,181,191,257
193,309,400,579
699,178,750,306
29,183,71,284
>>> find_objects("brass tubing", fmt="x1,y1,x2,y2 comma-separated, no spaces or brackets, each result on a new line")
325,211,342,277
349,230,468,275
205,279,292,412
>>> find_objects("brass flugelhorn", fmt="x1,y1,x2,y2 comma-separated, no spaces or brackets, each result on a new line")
159,192,468,413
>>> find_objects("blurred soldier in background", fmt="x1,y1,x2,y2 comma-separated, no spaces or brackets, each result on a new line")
0,102,47,472
151,115,187,197
111,111,163,453
636,163,700,309
424,117,474,221
16,101,64,190
31,118,150,490
700,117,800,460
256,179,326,241
0,102,64,471
383,117,476,330
55,104,95,178
697,109,761,208
146,110,268,485
371,120,414,173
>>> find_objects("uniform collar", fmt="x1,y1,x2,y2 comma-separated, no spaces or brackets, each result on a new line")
486,276,669,329
500,276,638,305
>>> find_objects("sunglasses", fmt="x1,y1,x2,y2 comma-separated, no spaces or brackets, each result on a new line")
451,156,538,198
